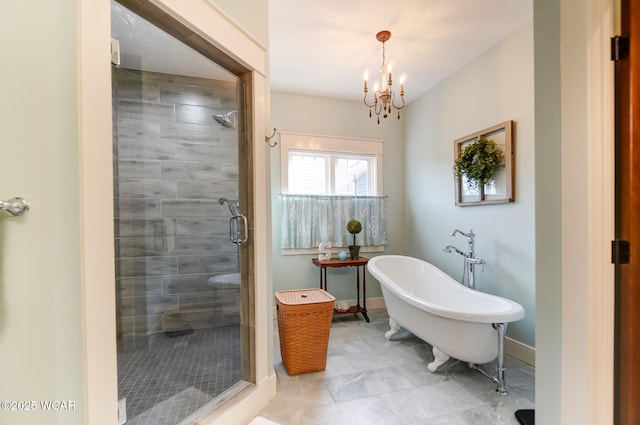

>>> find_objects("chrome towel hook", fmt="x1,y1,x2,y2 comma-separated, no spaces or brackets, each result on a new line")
1,197,30,216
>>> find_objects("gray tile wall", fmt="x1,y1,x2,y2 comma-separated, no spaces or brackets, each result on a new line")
113,68,240,336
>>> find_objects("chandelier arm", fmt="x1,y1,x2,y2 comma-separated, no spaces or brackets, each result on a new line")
374,99,383,116
364,94,384,118
391,94,406,111
363,93,376,108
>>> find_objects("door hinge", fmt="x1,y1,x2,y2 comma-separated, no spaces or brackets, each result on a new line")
612,239,630,264
611,34,630,62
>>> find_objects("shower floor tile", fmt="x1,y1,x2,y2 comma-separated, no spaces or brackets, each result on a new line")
117,325,241,425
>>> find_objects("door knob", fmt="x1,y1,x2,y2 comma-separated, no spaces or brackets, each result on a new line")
1,197,30,216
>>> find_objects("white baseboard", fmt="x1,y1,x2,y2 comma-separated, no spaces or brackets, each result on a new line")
505,337,535,366
359,296,386,310
322,296,386,310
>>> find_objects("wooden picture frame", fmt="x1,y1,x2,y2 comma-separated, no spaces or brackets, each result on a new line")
454,120,514,206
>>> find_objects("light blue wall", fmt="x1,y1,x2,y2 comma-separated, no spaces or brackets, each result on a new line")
403,22,535,347
269,92,406,301
270,22,535,348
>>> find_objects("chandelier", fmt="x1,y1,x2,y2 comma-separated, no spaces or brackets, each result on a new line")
363,30,406,124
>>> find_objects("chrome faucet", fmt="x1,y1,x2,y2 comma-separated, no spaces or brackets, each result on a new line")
442,229,485,289
450,229,476,255
450,229,474,238
442,245,465,256
218,197,239,216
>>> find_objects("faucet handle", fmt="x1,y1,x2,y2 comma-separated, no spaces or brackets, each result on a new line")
478,258,485,272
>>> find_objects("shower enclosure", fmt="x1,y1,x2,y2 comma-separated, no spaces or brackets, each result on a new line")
111,2,251,424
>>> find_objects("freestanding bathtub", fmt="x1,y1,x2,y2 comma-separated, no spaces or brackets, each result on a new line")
367,255,525,394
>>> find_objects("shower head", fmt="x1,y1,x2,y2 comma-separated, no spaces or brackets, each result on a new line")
212,110,237,129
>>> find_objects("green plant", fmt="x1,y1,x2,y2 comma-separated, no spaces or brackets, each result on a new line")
347,219,362,246
453,136,505,189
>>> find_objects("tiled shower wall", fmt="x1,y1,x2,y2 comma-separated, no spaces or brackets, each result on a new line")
113,67,240,336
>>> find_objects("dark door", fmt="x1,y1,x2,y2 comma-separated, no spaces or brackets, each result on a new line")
615,0,640,423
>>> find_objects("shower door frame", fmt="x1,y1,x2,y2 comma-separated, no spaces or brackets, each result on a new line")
115,0,257,385
80,0,273,422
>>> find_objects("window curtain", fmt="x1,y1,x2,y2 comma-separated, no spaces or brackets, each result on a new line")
279,194,388,249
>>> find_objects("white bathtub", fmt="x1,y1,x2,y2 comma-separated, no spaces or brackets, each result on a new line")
367,255,524,369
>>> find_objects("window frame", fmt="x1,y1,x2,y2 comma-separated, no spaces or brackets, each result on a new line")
280,132,384,195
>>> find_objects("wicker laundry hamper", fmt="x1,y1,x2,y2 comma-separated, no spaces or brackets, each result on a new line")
275,288,335,375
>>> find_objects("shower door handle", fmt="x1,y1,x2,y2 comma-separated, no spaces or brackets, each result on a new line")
229,214,248,245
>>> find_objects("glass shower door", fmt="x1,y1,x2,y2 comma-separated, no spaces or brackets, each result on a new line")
111,2,250,423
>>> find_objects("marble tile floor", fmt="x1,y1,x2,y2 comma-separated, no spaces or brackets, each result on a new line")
258,309,534,425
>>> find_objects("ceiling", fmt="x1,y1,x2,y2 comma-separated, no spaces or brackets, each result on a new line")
269,0,533,103
112,0,533,104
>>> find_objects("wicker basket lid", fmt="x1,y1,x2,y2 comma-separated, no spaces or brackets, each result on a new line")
275,288,335,305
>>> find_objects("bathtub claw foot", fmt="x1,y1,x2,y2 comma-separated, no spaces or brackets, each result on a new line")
427,346,450,372
384,318,402,340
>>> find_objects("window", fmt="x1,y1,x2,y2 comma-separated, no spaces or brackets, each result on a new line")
278,132,387,252
287,151,374,195
280,132,383,195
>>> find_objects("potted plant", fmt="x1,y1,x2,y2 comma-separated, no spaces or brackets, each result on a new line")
347,219,362,259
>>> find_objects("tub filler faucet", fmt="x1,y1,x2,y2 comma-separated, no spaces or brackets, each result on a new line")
442,245,465,256
442,229,485,289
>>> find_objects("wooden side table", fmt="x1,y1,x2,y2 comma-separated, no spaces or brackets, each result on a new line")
311,257,369,322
